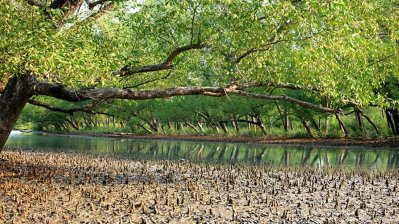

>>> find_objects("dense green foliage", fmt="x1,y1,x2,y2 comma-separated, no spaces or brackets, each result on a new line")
1,0,398,137
17,95,390,138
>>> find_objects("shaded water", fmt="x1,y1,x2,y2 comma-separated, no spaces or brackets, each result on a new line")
6,131,399,170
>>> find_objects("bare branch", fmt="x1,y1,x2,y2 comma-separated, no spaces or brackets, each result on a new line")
113,43,206,77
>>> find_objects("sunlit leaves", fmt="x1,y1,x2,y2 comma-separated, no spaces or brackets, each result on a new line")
1,0,398,108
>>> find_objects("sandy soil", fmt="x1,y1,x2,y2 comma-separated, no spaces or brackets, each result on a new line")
46,131,399,148
1,149,399,223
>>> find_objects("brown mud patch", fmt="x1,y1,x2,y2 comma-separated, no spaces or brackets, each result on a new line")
1,150,399,223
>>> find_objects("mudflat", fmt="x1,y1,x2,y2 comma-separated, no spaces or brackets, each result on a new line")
1,149,398,223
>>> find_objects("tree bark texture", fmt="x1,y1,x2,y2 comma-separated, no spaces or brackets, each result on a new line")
0,75,34,151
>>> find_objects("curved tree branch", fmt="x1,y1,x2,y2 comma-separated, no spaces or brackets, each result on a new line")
33,77,340,114
113,43,206,77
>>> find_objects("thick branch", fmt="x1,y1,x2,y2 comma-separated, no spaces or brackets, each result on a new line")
34,80,227,102
226,89,341,114
33,78,340,114
114,43,206,77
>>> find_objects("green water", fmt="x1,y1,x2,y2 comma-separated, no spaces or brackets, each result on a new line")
5,131,399,170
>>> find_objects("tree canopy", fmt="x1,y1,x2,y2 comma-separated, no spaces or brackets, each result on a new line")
0,0,398,149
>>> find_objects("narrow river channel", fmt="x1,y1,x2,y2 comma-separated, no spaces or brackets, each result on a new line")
6,131,399,170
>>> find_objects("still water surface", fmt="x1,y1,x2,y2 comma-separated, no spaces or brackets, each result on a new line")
6,131,399,170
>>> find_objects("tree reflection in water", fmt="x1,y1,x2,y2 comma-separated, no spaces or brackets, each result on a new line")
6,132,399,170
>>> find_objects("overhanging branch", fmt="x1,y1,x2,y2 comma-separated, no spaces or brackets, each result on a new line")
33,78,340,114
34,79,227,102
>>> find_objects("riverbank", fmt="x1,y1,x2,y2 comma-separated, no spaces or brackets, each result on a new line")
40,131,399,148
1,149,398,223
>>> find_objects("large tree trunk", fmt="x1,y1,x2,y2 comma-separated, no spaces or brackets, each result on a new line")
0,75,34,151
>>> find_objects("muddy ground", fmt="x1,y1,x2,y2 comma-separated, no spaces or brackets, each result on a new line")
1,149,398,223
